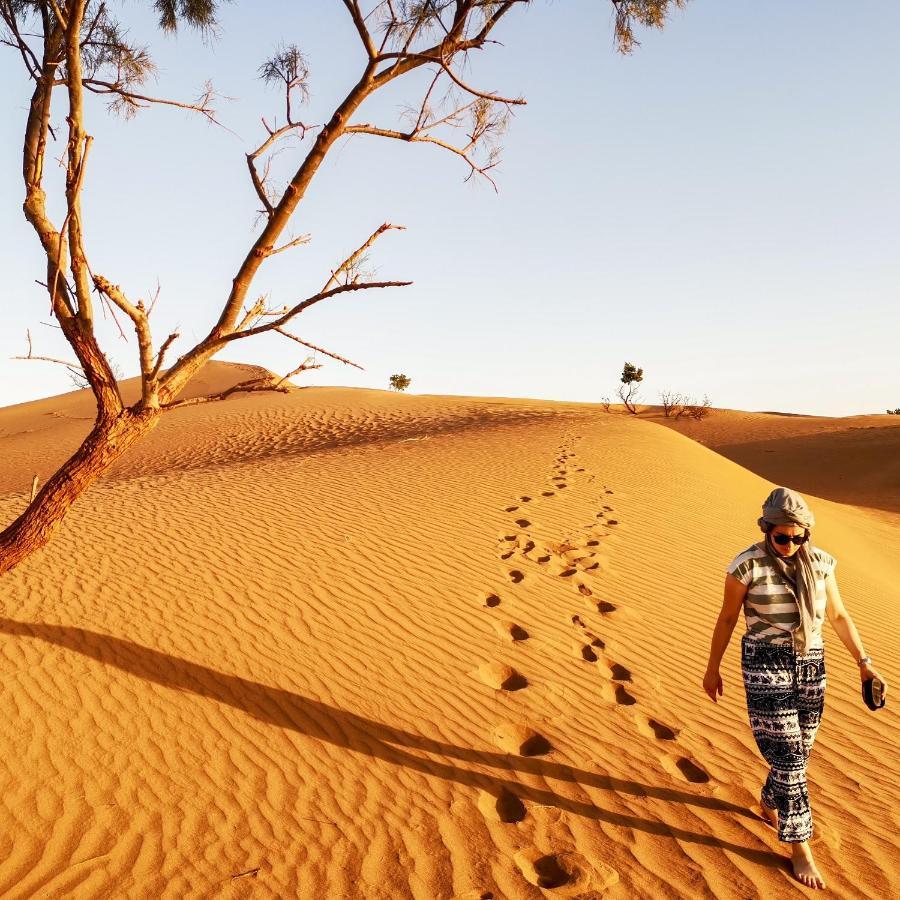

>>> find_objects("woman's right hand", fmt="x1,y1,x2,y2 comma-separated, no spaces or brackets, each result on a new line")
703,668,723,702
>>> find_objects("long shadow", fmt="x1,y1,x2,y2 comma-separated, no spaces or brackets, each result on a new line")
0,618,785,870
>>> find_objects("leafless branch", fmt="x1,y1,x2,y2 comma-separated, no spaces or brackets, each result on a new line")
150,332,180,380
12,328,83,376
161,360,322,410
274,327,365,370
321,223,406,293
345,122,500,189
267,233,312,257
342,0,377,58
92,274,156,402
224,280,412,345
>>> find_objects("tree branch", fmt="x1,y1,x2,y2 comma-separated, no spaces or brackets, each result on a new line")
273,328,365,370
150,331,180,381
342,0,377,58
345,123,499,189
12,329,83,377
161,361,322,410
224,280,412,345
92,274,156,405
81,78,220,125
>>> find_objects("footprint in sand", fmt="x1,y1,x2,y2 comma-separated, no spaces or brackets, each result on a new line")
513,849,618,894
519,496,532,502
505,505,519,512
584,598,616,615
586,540,600,547
536,554,551,564
508,570,525,584
514,518,531,528
634,713,678,741
606,661,632,682
483,592,502,608
662,754,710,784
574,641,599,663
541,491,555,497
500,551,515,560
521,540,535,554
603,505,614,511
477,788,527,824
613,684,637,706
577,583,593,597
558,568,578,578
605,490,614,495
607,520,619,526
477,662,527,691
493,723,552,756
493,620,529,642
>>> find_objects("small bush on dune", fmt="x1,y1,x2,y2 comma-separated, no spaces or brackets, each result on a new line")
659,390,682,418
675,394,712,421
389,374,412,392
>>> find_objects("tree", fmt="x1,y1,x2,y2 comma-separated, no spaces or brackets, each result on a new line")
0,0,686,577
389,374,411,392
617,361,644,414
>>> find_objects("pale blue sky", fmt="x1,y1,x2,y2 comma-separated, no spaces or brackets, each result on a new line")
1,1,898,415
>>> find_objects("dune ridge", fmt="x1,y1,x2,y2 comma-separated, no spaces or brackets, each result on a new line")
0,366,897,898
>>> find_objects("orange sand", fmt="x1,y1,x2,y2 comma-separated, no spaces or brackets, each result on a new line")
652,407,900,518
0,364,897,898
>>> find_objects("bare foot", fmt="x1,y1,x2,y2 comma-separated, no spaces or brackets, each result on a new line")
791,842,826,890
759,796,777,829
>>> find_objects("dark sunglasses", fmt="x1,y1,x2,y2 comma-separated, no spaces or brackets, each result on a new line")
771,533,808,546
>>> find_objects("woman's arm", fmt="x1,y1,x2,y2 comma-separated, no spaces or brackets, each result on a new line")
825,573,887,687
703,574,747,702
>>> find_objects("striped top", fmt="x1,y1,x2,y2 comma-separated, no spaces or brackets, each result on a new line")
726,543,836,649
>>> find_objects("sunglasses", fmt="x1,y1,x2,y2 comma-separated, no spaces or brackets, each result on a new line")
771,533,808,546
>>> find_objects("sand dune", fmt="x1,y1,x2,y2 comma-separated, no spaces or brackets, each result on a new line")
0,366,897,898
652,407,900,518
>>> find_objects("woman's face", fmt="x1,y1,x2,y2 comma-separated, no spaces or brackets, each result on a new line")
768,523,807,558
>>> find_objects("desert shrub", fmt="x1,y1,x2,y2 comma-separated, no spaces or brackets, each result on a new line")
389,374,411,392
660,390,682,418
675,394,712,421
600,395,611,412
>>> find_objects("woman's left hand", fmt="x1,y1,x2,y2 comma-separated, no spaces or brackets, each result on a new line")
860,663,887,692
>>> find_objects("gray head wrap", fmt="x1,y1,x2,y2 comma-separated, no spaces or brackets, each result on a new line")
758,487,818,653
758,486,816,531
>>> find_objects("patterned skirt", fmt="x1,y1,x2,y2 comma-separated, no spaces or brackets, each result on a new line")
740,634,826,843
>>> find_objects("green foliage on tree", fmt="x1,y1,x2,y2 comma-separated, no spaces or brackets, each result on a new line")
617,361,644,414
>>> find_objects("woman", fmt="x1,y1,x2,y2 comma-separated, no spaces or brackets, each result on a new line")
703,487,886,890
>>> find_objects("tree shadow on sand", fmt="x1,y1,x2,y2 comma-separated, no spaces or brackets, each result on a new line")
0,618,784,870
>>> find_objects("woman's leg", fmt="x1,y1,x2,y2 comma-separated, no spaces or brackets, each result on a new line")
740,638,815,843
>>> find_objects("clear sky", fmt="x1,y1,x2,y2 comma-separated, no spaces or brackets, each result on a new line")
1,1,898,415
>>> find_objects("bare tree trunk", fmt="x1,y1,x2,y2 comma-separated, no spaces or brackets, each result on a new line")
0,409,160,576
